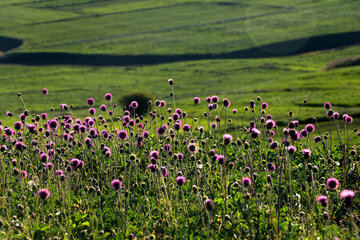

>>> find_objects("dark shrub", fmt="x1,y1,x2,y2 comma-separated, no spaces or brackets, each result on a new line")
120,92,153,116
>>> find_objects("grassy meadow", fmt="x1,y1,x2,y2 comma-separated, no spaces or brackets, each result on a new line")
0,0,359,128
0,0,360,239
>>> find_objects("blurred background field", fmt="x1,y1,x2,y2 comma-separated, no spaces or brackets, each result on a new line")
0,0,359,130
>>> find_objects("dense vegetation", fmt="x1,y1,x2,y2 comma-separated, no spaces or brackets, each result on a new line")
0,82,359,239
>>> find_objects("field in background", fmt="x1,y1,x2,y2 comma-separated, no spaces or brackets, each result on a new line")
0,0,359,129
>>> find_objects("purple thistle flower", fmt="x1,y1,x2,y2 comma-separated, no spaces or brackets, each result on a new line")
160,167,168,177
156,126,166,136
216,155,226,165
101,129,109,138
250,128,261,138
175,108,182,114
270,141,278,150
147,164,157,172
211,96,219,103
288,146,296,155
142,131,149,138
206,97,211,103
242,177,252,187
193,97,200,104
267,162,276,172
15,141,25,151
149,150,159,159
300,129,308,138
289,132,300,141
305,124,315,134
324,102,331,110
89,108,96,115
41,113,48,120
6,111,13,117
70,158,80,169
104,93,112,101
314,136,321,143
87,98,95,106
266,120,276,130
89,128,98,138
261,102,268,109
56,170,64,176
26,124,37,134
333,112,340,119
223,98,231,107
19,113,27,121
117,130,128,140
326,178,339,190
21,170,28,178
174,153,183,162
204,198,215,212
38,189,50,200
160,100,166,107
100,104,107,112
60,104,68,110
345,115,353,124
42,88,49,95
168,78,174,85
232,109,237,114
4,127,14,136
14,121,23,131
223,134,233,145
288,121,298,128
187,143,198,153
48,119,59,130
183,124,191,132
163,144,171,152
130,101,138,109
323,211,330,220
317,195,328,207
172,113,180,121
176,176,186,186
249,100,255,109
172,121,180,131
111,179,122,191
302,149,312,159
327,110,334,117
340,190,355,206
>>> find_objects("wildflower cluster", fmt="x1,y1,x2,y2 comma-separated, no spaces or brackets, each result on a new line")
0,80,358,239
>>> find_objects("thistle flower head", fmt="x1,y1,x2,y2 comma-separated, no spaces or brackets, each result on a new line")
42,88,49,95
326,178,339,190
117,130,128,140
176,176,186,186
111,179,122,191
317,195,328,207
38,189,50,200
242,177,252,187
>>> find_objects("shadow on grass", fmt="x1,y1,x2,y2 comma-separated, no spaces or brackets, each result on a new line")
0,31,360,66
0,36,23,53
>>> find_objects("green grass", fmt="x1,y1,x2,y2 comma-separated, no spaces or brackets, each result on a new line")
1,45,360,127
1,0,359,54
0,0,359,129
